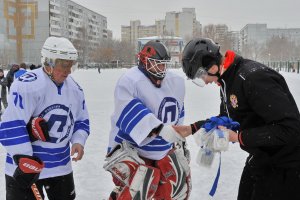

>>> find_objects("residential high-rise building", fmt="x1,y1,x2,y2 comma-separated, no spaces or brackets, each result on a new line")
240,24,267,52
121,8,201,50
165,8,201,39
215,24,229,45
227,31,240,53
0,0,108,65
121,20,165,49
240,24,300,52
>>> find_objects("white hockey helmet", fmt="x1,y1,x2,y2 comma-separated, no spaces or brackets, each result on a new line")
41,36,78,68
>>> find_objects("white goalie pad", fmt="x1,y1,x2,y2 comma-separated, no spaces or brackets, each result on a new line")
173,141,191,175
103,141,145,186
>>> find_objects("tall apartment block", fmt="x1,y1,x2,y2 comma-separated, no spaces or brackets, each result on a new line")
121,8,201,47
240,24,300,52
165,8,201,39
0,0,108,65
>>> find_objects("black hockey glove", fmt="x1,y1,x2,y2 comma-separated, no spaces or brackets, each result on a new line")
13,155,44,188
27,117,50,142
190,119,209,134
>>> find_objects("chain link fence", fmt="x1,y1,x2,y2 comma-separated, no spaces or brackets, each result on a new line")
262,61,300,74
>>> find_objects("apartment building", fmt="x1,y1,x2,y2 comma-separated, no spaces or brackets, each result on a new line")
165,8,201,39
121,8,201,48
0,0,108,64
240,24,300,52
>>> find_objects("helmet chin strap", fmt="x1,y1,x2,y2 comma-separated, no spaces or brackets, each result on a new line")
207,64,223,78
43,66,55,82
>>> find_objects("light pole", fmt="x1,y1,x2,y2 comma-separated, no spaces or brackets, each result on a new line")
268,53,271,67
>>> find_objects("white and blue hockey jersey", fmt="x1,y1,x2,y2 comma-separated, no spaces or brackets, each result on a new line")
109,66,185,160
0,68,90,179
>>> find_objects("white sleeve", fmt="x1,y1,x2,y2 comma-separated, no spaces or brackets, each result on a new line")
113,76,161,146
177,103,185,125
71,90,90,147
0,81,37,157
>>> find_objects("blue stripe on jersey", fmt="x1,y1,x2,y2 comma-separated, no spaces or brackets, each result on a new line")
116,99,151,134
107,147,111,154
115,132,172,151
0,120,29,146
180,105,185,118
32,144,71,168
73,119,90,135
6,154,13,164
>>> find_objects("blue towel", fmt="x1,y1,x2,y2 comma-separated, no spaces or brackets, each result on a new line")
203,116,240,132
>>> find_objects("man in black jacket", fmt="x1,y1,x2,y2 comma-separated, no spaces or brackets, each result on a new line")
175,38,300,200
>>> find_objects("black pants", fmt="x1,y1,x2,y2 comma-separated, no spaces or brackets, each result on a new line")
6,172,76,200
238,165,300,200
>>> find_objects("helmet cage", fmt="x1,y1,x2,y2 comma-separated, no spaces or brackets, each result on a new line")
145,57,171,79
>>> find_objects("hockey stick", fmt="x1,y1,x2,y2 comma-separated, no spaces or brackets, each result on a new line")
31,183,43,200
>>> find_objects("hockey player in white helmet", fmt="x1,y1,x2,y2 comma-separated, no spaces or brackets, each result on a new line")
0,36,90,200
104,40,191,199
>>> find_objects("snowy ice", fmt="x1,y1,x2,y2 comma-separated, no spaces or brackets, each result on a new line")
0,69,299,199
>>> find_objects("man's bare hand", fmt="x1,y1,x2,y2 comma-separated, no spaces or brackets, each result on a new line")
71,143,84,162
172,125,192,138
218,126,238,142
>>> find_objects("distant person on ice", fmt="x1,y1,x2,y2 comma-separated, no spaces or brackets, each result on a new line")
103,40,191,199
174,38,300,200
6,64,19,92
0,68,8,111
0,36,90,200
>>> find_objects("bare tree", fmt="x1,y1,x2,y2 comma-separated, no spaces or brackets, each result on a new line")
114,40,135,64
90,39,135,67
71,26,90,65
241,40,265,61
263,36,297,61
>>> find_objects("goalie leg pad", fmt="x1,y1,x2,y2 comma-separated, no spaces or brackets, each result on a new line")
155,149,192,200
104,142,145,186
104,142,160,199
118,165,160,200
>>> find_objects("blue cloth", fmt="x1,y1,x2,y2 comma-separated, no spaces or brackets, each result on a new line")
14,69,27,79
202,116,240,132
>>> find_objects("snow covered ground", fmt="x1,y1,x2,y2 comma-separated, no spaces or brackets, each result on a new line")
0,69,299,199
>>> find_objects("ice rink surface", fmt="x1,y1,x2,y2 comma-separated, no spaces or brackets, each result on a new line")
1,68,299,199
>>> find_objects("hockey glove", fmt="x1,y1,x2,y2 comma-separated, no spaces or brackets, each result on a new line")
13,155,44,189
27,117,50,142
159,125,185,143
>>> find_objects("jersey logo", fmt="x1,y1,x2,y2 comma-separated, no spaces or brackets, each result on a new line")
39,104,74,143
230,94,238,108
18,72,37,82
158,97,180,125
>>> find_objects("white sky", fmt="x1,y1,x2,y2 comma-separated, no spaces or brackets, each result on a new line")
69,0,300,39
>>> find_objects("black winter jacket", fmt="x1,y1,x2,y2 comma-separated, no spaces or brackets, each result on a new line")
219,54,300,169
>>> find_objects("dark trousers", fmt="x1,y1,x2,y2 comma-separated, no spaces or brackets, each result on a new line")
6,172,76,200
238,165,300,200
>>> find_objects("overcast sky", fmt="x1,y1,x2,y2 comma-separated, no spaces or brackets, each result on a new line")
73,0,300,39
